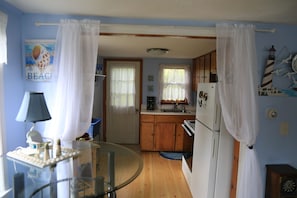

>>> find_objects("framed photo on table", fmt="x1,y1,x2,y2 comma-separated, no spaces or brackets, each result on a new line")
24,40,55,82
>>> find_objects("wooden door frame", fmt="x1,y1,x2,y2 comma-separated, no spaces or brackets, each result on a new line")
102,58,143,142
230,140,240,198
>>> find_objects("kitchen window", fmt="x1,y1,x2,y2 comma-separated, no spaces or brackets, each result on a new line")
159,64,191,104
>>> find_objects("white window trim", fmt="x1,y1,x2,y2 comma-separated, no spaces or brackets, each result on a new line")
0,11,8,196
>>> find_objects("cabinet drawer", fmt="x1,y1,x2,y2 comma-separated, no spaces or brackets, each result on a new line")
141,115,154,122
155,115,180,123
155,115,195,123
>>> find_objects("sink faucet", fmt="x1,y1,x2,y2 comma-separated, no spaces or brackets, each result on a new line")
174,101,179,110
181,105,186,113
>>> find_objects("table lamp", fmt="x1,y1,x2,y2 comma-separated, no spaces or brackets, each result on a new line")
16,92,51,147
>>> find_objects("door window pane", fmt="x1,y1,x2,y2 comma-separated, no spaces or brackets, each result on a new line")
110,67,135,108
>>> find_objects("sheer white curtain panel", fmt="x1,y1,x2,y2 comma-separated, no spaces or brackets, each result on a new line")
44,20,100,197
45,19,100,141
0,11,8,196
159,64,191,103
0,12,7,66
216,23,263,198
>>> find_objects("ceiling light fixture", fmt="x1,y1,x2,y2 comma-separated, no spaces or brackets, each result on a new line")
146,48,169,56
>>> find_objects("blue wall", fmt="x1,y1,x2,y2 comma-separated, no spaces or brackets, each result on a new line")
253,23,297,183
2,0,297,192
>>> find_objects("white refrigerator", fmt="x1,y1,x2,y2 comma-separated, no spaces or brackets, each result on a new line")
191,83,234,198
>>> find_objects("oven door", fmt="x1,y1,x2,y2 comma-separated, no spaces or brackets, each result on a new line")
181,122,194,188
181,123,194,171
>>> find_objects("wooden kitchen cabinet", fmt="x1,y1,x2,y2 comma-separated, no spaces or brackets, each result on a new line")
204,53,211,83
210,50,217,82
155,123,176,151
210,50,216,74
198,56,205,83
192,50,217,91
192,55,205,92
140,122,154,150
175,124,185,151
140,114,195,151
140,115,154,151
192,58,198,92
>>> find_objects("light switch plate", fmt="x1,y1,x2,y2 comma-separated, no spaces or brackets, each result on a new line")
280,122,289,135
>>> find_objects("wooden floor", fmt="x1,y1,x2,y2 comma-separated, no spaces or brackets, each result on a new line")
116,145,193,198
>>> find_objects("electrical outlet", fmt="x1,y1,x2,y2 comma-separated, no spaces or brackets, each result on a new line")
280,122,289,135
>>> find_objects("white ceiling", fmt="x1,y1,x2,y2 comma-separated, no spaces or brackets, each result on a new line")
98,34,216,59
6,0,297,59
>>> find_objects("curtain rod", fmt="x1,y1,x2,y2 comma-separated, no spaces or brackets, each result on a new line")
35,22,276,35
255,28,276,33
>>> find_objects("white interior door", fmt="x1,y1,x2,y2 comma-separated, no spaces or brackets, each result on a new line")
105,60,141,144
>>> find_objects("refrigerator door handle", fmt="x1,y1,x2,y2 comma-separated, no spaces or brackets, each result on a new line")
212,138,216,157
215,104,219,125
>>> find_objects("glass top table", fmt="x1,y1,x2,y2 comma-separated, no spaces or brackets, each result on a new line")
1,141,143,197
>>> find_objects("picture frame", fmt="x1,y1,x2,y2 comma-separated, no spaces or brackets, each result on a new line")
147,75,154,81
24,40,55,81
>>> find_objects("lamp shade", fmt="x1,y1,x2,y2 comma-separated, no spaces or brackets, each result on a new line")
16,92,51,123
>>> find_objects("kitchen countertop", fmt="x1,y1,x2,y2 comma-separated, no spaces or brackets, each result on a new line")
141,108,196,116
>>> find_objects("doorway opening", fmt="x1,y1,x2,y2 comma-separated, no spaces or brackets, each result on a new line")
103,59,142,144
